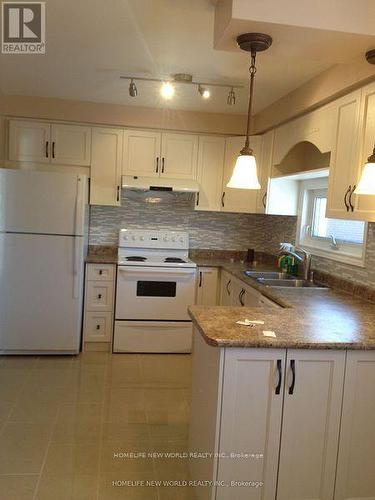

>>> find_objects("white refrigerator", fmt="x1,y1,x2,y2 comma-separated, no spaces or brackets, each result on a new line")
0,168,88,354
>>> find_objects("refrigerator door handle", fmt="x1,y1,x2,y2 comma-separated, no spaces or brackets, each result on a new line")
73,176,84,299
74,176,84,236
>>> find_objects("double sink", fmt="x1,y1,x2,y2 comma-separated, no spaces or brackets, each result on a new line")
244,271,329,289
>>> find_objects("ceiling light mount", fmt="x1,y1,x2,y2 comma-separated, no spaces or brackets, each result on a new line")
174,73,193,83
366,49,375,65
236,32,273,54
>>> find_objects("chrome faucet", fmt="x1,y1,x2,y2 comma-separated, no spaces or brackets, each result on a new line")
278,243,312,281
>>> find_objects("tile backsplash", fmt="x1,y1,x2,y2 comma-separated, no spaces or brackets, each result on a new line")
89,192,375,289
89,193,296,252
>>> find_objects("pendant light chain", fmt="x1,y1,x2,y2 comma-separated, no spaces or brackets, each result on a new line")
242,51,257,155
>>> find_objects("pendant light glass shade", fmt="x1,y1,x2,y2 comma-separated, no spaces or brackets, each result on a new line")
227,153,260,189
354,145,375,195
354,160,375,195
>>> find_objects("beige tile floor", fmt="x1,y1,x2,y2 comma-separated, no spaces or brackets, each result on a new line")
0,352,196,500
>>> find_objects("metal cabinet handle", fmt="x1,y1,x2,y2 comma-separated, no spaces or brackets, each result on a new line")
161,157,165,173
199,271,202,287
196,192,200,206
348,185,356,212
45,141,49,158
275,359,282,395
239,289,245,306
116,185,120,203
96,324,101,330
221,192,225,207
52,141,55,159
289,359,296,395
344,185,351,212
226,279,231,296
97,294,102,299
156,157,159,173
262,192,267,209
99,270,103,275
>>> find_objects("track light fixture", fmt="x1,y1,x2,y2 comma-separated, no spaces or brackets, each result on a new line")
128,79,137,97
227,87,236,106
198,85,210,99
120,74,242,105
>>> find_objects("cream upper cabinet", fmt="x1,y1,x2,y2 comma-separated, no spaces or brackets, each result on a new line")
161,132,198,179
335,350,375,500
326,90,362,220
90,128,123,206
122,130,161,177
350,81,375,221
196,267,219,306
50,124,91,166
8,119,91,166
277,349,346,500
222,135,262,213
195,135,225,211
256,129,274,213
8,120,51,163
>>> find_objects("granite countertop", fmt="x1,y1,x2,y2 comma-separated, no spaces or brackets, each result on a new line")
86,246,117,264
188,258,375,350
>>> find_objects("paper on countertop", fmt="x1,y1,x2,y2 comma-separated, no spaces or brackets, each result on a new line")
236,319,265,326
263,330,276,338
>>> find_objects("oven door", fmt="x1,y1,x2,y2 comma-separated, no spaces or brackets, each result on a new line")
116,266,196,320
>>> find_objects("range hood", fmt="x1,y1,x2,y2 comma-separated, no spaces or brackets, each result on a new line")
122,175,200,193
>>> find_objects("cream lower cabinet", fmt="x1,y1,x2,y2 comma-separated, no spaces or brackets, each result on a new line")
196,267,219,306
277,349,346,500
83,263,116,347
190,337,350,500
220,273,265,307
334,350,375,500
90,127,123,206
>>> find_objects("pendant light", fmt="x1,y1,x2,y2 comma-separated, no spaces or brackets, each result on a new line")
227,33,272,189
354,50,375,195
354,144,375,195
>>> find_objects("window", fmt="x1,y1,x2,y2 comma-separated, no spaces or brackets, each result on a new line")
297,178,367,266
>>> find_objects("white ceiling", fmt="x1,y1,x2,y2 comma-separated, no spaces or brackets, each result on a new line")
0,0,364,114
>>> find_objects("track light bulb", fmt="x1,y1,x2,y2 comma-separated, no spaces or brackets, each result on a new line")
198,85,210,99
227,87,236,106
160,82,174,99
129,79,138,97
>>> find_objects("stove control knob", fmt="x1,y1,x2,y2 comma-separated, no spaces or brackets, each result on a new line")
140,236,145,241
179,237,184,243
171,237,176,242
123,235,128,240
132,235,137,241
163,236,168,242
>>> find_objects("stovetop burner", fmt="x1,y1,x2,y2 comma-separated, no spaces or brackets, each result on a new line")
126,256,147,262
164,257,186,263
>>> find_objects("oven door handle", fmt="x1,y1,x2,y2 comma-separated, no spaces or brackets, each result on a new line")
117,267,197,279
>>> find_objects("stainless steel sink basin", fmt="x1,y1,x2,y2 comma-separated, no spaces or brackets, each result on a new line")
244,271,294,280
256,278,329,289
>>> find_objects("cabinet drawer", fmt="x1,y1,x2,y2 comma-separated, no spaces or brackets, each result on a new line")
86,281,113,311
87,264,115,281
84,312,113,342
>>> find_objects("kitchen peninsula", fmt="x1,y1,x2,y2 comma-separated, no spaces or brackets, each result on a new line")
188,277,375,500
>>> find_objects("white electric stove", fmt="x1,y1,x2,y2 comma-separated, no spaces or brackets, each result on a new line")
114,229,197,353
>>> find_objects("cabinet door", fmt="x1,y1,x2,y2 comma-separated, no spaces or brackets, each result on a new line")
161,132,198,179
334,350,375,500
277,349,346,500
256,130,273,213
90,128,123,206
51,124,91,166
350,81,375,221
122,130,161,177
8,119,50,163
195,135,225,211
217,348,286,500
84,312,112,342
196,267,219,306
220,270,233,306
222,136,261,213
327,90,362,220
